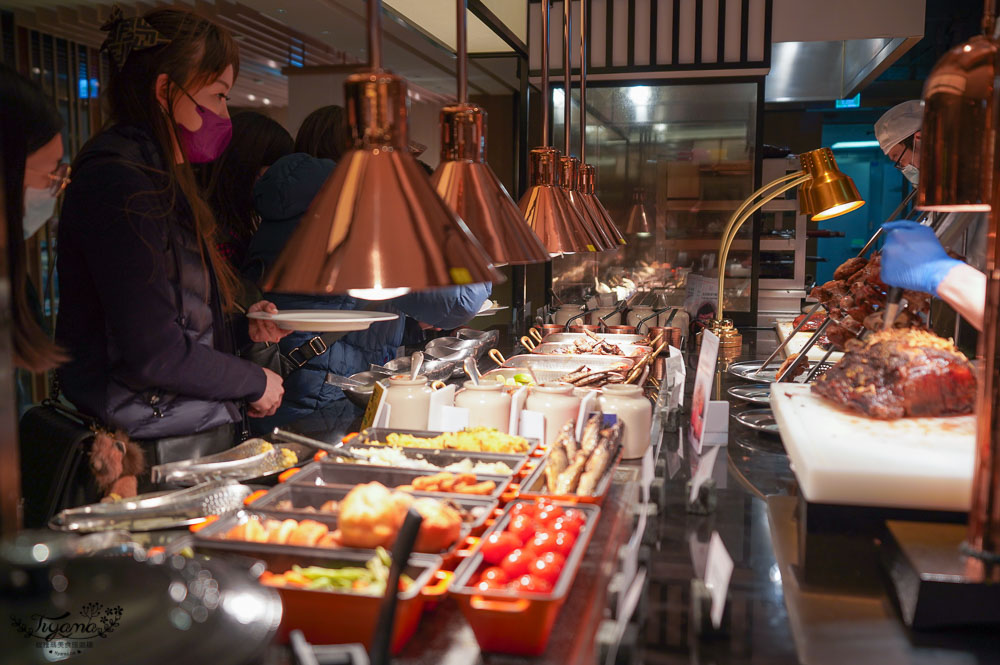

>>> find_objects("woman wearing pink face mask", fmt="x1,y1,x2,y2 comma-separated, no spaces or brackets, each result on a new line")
55,7,289,466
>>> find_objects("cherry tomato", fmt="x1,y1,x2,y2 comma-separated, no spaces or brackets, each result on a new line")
509,574,553,594
481,531,521,565
557,509,586,533
525,530,558,556
479,566,508,585
476,578,506,592
499,548,537,578
508,514,536,544
529,551,565,585
510,502,536,519
536,505,565,526
550,529,575,557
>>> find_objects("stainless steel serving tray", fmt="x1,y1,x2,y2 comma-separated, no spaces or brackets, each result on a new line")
49,479,252,532
539,332,651,345
731,408,780,436
727,384,772,405
498,354,636,373
530,342,652,357
728,359,833,384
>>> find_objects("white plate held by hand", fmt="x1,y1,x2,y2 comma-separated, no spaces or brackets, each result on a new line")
247,309,398,332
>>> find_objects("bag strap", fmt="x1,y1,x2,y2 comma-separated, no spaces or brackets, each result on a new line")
283,301,383,369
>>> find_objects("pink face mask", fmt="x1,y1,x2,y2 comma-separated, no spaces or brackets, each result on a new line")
175,85,233,163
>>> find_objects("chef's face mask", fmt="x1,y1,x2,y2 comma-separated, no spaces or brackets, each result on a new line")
173,82,233,164
23,187,57,238
901,164,919,186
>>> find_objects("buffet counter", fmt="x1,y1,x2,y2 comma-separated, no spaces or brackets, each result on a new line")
668,329,1000,665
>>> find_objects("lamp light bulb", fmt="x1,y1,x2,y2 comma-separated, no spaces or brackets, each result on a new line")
347,287,412,300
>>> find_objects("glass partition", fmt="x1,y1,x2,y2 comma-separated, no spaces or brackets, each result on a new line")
551,81,761,326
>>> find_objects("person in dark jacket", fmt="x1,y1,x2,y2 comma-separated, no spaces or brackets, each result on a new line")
56,8,288,463
200,111,293,269
245,151,491,430
0,64,67,375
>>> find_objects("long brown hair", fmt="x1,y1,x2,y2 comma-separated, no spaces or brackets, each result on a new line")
0,64,68,372
295,105,348,162
103,8,241,310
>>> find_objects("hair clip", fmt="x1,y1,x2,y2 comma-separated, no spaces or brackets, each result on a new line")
100,5,171,71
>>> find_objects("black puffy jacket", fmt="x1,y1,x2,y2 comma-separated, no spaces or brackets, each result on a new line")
56,124,266,438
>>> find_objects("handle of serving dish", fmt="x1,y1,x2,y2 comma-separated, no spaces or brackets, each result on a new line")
244,489,269,505
470,595,532,612
278,467,302,483
421,570,453,597
188,514,219,533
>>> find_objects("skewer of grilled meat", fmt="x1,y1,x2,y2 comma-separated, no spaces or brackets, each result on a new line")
810,253,931,350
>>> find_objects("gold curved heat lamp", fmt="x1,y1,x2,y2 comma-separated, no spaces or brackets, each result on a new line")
714,147,863,324
264,0,502,298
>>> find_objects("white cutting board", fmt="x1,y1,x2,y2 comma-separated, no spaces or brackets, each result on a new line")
770,383,975,511
775,321,844,362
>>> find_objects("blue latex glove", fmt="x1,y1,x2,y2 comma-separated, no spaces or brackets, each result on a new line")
880,220,961,295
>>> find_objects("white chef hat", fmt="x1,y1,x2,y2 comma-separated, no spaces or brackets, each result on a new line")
874,100,924,154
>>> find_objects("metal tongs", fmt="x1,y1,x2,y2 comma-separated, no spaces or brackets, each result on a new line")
272,428,368,460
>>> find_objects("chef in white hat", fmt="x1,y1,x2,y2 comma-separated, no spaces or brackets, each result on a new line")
876,100,987,332
875,99,923,186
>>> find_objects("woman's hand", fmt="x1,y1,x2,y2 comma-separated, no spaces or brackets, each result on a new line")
247,300,291,343
248,367,284,417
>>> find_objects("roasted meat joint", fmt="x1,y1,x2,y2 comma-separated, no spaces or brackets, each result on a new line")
811,329,976,419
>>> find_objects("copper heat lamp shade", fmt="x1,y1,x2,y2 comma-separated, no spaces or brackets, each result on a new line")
431,108,548,266
561,155,614,249
520,147,597,254
264,71,502,296
917,35,996,212
579,164,626,245
625,189,653,237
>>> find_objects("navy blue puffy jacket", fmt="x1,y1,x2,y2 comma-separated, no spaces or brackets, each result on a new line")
245,153,491,430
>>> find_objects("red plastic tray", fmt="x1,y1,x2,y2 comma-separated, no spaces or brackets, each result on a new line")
191,539,448,653
448,499,601,655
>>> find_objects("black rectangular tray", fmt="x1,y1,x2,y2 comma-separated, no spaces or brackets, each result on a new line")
194,503,472,560
355,427,542,458
249,481,498,532
328,442,530,478
287,462,511,503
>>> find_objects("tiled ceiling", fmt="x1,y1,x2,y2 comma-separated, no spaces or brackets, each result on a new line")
4,0,522,108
